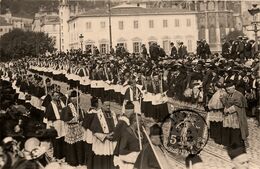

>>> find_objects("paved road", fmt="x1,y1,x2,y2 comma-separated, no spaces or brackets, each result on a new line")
38,74,260,169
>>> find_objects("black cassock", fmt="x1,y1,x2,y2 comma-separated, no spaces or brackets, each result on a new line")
61,103,85,166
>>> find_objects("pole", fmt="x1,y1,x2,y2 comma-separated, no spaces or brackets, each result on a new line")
135,111,142,151
81,42,83,51
253,15,258,52
108,0,112,49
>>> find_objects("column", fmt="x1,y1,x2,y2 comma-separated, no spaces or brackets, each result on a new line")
215,1,221,51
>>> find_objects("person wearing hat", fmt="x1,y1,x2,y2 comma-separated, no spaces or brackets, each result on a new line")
60,90,85,166
141,44,148,60
178,42,187,59
89,98,118,169
222,37,231,59
220,80,249,149
236,36,245,60
170,42,178,59
149,42,160,62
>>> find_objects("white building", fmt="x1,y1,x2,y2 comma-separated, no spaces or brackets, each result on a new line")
0,16,13,38
0,9,32,38
32,11,61,51
61,2,198,54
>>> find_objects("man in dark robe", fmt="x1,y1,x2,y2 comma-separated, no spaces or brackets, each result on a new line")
89,99,118,169
44,91,66,160
112,101,134,157
220,81,249,151
115,113,142,169
61,90,85,166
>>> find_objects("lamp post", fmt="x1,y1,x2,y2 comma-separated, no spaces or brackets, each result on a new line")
248,4,260,52
108,0,112,49
79,34,84,51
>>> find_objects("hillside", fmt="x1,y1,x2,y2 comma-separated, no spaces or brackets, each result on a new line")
0,0,108,18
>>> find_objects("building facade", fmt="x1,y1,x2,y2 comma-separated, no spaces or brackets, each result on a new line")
62,3,198,54
0,9,32,38
32,11,61,51
0,17,13,38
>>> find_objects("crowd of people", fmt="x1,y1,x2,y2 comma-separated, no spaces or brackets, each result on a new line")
0,37,259,169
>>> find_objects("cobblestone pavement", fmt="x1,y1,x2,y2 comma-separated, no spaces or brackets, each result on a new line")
43,76,260,169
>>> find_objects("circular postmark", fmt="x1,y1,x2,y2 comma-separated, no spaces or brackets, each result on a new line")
161,109,209,158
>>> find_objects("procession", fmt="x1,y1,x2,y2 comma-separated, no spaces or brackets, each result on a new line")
1,0,260,169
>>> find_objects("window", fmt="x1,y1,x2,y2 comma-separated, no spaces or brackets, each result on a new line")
117,43,126,47
61,26,63,31
188,40,192,51
0,28,2,32
119,21,124,30
100,44,109,54
133,20,138,29
86,22,91,30
149,20,154,28
61,12,63,16
187,19,191,27
162,40,170,52
62,39,64,43
175,19,180,27
100,21,105,29
163,20,168,28
133,42,141,53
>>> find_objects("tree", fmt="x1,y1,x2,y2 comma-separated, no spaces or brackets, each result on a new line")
225,30,245,42
0,29,55,61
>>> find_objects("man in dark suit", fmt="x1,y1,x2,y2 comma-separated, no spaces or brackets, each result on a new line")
178,42,188,59
149,42,160,62
170,42,177,58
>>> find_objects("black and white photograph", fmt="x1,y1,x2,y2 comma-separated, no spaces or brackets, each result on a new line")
0,0,259,169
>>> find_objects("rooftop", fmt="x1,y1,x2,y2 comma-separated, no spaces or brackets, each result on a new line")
0,17,12,26
69,6,195,21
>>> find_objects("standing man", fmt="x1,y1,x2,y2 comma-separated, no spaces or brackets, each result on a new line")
170,42,177,59
178,42,188,59
89,99,118,169
141,44,148,59
115,113,142,169
61,90,85,166
220,80,249,165
44,91,66,160
222,38,231,59
123,79,142,114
